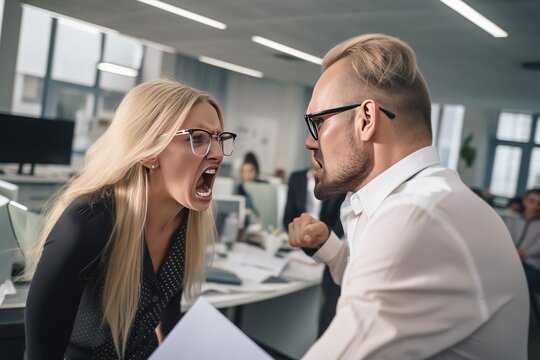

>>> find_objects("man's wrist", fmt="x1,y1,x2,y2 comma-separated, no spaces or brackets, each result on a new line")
301,224,331,257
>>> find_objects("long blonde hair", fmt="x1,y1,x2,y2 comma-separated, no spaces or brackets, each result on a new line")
27,79,221,357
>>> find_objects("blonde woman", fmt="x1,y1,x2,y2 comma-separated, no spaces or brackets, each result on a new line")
24,79,237,359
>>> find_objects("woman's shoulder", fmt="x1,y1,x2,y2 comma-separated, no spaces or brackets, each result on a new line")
54,191,115,247
44,191,115,276
64,192,114,225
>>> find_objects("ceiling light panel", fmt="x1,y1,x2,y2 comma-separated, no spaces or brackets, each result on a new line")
198,56,264,78
137,0,227,30
440,0,508,38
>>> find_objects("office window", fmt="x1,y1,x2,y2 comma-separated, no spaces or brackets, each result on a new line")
0,0,4,38
52,18,101,86
12,6,51,115
496,112,532,142
488,112,539,199
431,103,441,145
46,83,95,152
100,33,142,92
535,117,540,144
433,104,465,170
20,75,44,103
490,146,522,197
527,148,540,189
97,91,123,118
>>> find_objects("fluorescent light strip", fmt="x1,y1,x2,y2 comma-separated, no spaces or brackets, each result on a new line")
97,62,139,77
198,56,263,78
137,0,226,30
251,36,322,65
22,4,119,35
440,0,508,38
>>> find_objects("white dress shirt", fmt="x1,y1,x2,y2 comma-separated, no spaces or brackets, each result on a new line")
304,146,529,360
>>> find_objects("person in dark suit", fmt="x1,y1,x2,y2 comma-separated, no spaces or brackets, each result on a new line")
283,162,345,336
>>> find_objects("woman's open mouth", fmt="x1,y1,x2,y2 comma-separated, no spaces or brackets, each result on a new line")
196,168,217,198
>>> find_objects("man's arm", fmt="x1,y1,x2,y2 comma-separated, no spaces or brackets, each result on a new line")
302,205,487,359
288,213,349,285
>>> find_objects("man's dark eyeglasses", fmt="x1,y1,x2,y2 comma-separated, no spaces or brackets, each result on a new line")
304,103,396,140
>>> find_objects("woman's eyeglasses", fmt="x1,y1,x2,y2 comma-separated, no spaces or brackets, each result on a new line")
174,128,237,157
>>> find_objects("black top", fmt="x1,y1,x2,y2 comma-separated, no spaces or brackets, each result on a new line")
25,194,186,359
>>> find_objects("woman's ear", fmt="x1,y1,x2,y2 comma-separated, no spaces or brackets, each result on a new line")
140,157,159,172
354,99,379,142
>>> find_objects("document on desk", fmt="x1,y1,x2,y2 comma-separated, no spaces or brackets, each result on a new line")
227,250,288,277
149,297,272,360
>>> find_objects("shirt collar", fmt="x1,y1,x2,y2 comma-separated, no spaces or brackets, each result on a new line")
345,146,441,217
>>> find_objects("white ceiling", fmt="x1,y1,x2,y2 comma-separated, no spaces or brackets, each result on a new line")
24,0,540,112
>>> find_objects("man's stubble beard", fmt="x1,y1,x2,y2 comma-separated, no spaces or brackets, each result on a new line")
314,138,372,200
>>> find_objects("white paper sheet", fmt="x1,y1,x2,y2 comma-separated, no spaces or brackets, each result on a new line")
149,297,272,360
227,250,288,277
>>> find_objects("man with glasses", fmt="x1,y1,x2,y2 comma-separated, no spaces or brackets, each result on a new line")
288,34,528,359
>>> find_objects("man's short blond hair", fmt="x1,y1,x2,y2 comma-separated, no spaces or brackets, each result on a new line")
323,34,432,139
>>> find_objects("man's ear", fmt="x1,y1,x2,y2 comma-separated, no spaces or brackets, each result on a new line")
354,100,379,141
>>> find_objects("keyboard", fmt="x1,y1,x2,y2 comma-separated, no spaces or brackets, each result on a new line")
205,267,242,285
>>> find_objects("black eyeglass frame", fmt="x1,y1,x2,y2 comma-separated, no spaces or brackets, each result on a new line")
304,102,396,140
174,128,237,157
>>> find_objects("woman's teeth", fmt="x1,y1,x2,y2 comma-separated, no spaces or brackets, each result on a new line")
197,168,216,197
197,187,212,197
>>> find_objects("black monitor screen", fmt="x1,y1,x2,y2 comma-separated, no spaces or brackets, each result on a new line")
0,113,75,168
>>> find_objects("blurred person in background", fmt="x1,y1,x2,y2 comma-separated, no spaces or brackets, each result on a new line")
283,159,345,336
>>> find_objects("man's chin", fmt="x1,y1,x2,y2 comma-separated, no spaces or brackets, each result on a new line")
314,183,339,200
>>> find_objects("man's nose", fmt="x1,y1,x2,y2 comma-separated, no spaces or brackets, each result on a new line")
305,134,319,151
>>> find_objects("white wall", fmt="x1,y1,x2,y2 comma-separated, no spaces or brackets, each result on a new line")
223,73,310,178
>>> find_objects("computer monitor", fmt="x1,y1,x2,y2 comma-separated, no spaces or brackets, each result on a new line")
243,182,278,230
212,194,246,243
0,113,75,175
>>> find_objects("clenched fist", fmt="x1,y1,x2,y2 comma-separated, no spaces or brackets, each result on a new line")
288,213,330,249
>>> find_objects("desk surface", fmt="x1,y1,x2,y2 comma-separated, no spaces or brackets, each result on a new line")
1,244,323,311
0,245,323,359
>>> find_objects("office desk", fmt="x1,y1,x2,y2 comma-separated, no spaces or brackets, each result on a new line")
195,245,324,359
0,173,70,212
1,245,324,359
